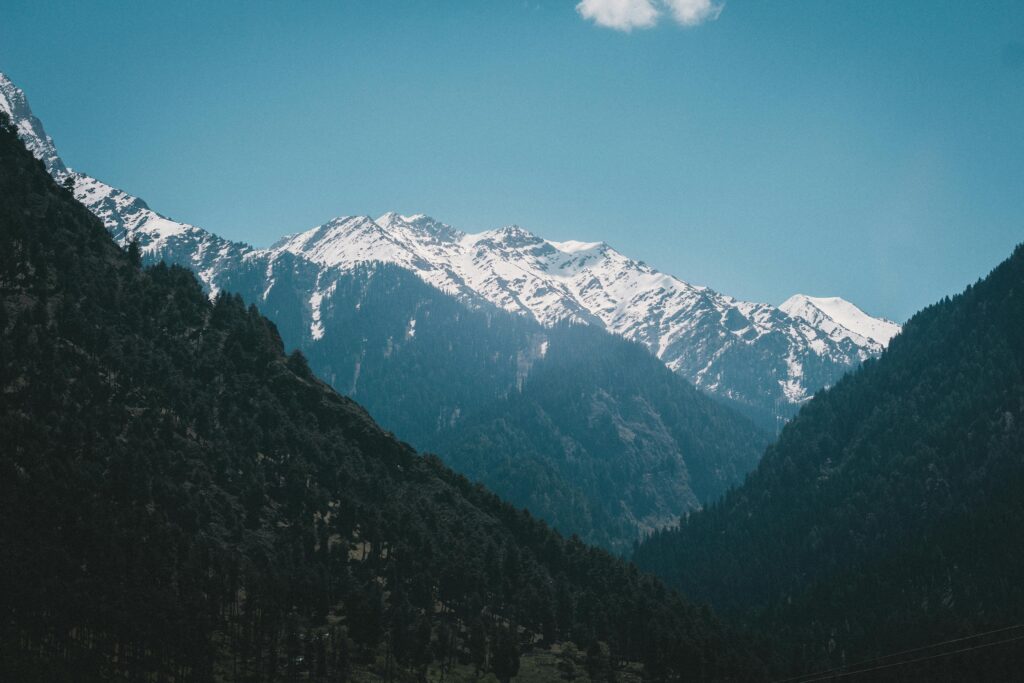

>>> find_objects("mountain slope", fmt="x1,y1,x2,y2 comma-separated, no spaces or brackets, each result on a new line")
288,262,768,552
427,324,763,548
0,73,257,295
0,71,768,553
0,72,897,429
0,112,762,681
0,72,64,175
634,243,1024,679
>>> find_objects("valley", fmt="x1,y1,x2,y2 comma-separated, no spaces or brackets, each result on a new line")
2,5,1021,679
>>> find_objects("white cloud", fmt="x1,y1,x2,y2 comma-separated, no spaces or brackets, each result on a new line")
576,0,723,31
575,0,660,32
662,0,723,26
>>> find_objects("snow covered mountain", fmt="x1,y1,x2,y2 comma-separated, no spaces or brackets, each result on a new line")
0,73,64,176
780,294,901,348
0,73,257,297
273,212,900,425
1,71,900,427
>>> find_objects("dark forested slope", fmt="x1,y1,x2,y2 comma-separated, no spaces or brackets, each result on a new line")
427,320,765,552
635,242,1024,678
290,264,767,553
0,113,759,681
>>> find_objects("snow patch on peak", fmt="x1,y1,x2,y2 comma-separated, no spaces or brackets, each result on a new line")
548,239,605,254
376,211,426,224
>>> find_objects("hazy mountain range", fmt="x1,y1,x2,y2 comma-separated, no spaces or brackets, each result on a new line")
0,71,896,552
0,71,899,430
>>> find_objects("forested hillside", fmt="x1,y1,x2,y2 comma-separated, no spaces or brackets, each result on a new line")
292,263,767,553
0,113,760,681
428,320,765,550
635,241,1024,679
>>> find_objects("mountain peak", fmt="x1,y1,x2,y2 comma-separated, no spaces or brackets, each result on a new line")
474,224,546,249
375,211,463,241
548,238,608,254
781,293,901,347
0,72,66,176
375,210,423,224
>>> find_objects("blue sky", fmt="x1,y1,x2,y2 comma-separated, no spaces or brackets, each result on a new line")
1,0,1022,321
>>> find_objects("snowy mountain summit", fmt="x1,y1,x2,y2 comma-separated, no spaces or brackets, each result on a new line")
1,71,900,426
0,73,64,175
275,211,901,423
780,294,901,348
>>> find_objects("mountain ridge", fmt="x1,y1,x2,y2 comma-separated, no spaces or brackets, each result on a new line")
272,210,899,423
0,70,898,428
0,70,770,555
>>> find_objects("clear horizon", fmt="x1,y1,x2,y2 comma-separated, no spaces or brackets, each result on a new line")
2,0,1023,321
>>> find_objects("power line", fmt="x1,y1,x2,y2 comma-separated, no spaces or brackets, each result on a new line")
775,623,1024,683
791,632,1024,683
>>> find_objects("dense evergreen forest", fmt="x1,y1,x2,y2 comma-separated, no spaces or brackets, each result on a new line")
0,113,763,681
635,240,1024,679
